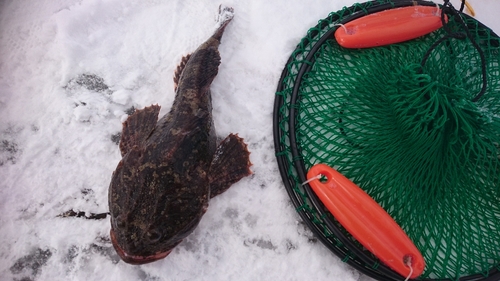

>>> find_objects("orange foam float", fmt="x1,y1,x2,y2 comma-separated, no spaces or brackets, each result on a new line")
307,164,425,279
335,5,448,48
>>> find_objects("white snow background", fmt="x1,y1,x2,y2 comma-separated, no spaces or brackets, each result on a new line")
0,0,499,280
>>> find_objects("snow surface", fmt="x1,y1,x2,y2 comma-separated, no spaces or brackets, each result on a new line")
0,0,498,280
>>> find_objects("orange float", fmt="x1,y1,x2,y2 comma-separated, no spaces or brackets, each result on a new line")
307,164,425,279
335,5,448,48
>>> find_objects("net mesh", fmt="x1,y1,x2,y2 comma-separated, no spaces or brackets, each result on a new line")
275,1,500,280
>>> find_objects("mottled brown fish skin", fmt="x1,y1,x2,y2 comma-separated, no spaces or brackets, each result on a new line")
108,6,250,265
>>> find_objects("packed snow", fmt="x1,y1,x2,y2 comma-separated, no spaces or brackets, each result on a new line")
0,0,498,280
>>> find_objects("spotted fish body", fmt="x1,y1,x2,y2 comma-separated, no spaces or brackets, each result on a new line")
108,6,251,265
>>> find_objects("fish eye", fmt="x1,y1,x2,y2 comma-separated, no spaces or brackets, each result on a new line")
146,229,163,243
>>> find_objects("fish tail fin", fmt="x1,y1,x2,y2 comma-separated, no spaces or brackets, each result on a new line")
212,5,234,41
208,133,252,198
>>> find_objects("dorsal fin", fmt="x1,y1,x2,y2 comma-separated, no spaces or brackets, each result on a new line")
173,54,191,92
119,104,161,157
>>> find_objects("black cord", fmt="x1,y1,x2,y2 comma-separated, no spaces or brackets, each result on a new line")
420,0,487,102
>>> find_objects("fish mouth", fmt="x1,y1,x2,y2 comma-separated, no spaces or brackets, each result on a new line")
110,229,171,265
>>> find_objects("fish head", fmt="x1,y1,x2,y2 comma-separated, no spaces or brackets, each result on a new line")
107,149,181,264
109,214,181,265
108,148,208,265
109,204,203,264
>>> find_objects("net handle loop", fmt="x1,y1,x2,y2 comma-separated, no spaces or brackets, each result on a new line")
420,0,487,102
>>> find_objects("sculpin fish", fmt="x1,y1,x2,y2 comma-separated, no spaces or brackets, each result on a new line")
108,6,251,265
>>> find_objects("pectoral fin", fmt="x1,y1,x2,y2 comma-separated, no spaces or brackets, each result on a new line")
208,134,252,198
119,105,161,156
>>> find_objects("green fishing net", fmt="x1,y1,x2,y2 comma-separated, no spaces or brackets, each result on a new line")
274,0,500,280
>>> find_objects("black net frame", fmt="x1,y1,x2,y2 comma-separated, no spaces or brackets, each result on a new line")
273,1,500,280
